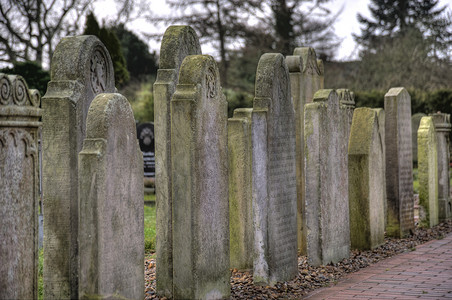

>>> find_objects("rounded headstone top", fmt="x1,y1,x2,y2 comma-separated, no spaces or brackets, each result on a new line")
0,73,40,108
254,53,288,100
286,56,303,73
50,35,115,95
159,26,202,71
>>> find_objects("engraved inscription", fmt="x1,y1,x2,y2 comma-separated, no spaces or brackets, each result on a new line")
90,50,107,94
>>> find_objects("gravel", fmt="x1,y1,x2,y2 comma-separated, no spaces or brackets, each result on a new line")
144,219,452,299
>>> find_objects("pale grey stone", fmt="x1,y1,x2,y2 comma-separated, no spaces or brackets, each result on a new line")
171,55,229,299
78,93,144,300
153,26,201,298
372,108,387,226
430,112,451,221
252,53,297,285
42,35,115,299
228,108,253,270
384,87,414,238
412,113,427,166
286,47,324,255
304,89,350,266
0,74,41,300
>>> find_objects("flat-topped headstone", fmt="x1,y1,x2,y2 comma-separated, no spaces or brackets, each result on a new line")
417,116,438,228
304,89,350,266
78,93,144,299
412,113,426,166
0,74,41,299
228,108,253,270
252,53,297,285
372,108,387,224
429,112,451,221
286,47,324,254
349,108,385,250
137,122,155,177
384,87,414,237
42,35,115,299
153,25,201,298
171,55,229,299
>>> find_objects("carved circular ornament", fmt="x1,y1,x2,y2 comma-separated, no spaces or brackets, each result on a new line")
90,49,108,94
0,76,10,105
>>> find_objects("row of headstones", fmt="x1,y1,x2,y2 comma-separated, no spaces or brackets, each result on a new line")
153,25,452,299
0,36,145,299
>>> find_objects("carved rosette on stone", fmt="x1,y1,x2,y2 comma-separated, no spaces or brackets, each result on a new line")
0,73,41,299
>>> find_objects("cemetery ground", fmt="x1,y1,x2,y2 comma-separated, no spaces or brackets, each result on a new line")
35,171,452,299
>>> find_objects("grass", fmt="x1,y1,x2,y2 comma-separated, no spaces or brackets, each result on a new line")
144,201,156,253
413,167,419,194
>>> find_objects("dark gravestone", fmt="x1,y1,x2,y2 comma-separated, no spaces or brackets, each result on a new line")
137,122,155,177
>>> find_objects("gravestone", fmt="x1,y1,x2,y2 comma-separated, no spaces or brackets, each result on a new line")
412,113,426,166
171,55,229,299
430,113,451,221
252,53,297,285
137,122,155,177
153,25,201,298
348,108,385,250
228,108,253,270
373,108,387,224
78,93,144,299
304,89,350,266
0,74,41,299
417,116,438,228
338,89,355,139
286,47,324,254
42,35,115,299
384,87,414,238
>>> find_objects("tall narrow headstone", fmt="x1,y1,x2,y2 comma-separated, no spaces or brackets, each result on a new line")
42,35,115,299
229,108,253,270
338,89,355,139
384,87,414,237
348,108,385,250
412,113,427,167
417,116,438,228
0,74,41,299
153,26,201,298
252,53,297,285
430,113,451,221
171,55,229,299
304,89,350,266
286,47,324,254
78,93,144,299
373,108,387,224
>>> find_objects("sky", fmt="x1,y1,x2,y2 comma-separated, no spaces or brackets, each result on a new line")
93,0,452,61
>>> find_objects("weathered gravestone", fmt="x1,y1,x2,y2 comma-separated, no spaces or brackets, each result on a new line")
429,112,451,221
252,53,297,285
348,108,385,250
153,25,201,298
417,116,438,228
338,89,355,139
304,89,350,266
78,93,144,299
171,55,229,299
412,113,426,167
0,74,41,299
42,35,115,299
384,87,414,238
372,108,387,224
286,47,324,254
228,108,253,270
137,122,155,177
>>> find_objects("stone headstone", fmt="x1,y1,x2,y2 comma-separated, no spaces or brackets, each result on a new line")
171,55,229,299
349,108,385,250
42,35,115,299
304,89,350,266
384,87,414,237
286,48,324,254
417,116,438,228
153,25,201,298
228,108,253,270
429,112,451,221
372,108,387,225
0,74,41,299
78,93,144,299
252,53,297,285
412,113,426,166
137,122,155,177
338,89,355,139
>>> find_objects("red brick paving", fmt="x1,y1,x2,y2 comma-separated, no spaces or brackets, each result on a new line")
303,232,452,299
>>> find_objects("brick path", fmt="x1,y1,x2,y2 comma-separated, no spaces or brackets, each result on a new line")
303,233,452,299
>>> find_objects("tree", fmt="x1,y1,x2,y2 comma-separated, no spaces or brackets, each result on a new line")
0,0,92,67
83,12,130,86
